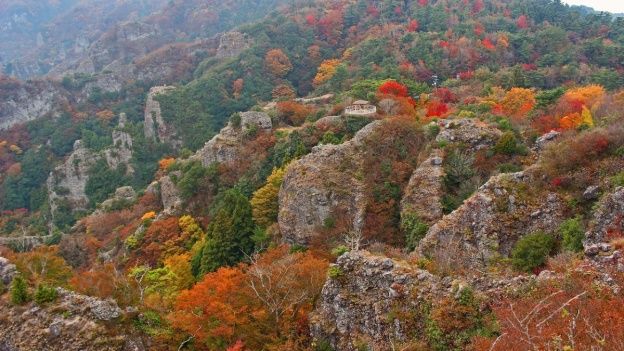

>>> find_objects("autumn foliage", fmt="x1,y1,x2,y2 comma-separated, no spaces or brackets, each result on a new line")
169,246,328,350
378,80,409,97
276,101,314,126
313,59,341,86
265,49,293,77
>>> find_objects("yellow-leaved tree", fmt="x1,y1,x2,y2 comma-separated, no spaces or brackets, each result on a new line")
251,167,286,228
313,59,341,86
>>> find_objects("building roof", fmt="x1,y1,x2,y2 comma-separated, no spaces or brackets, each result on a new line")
352,100,370,105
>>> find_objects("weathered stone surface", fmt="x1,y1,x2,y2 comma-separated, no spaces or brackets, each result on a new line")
533,130,561,152
583,185,601,201
48,116,134,217
0,288,143,351
191,111,272,167
0,256,17,286
310,251,444,351
55,288,122,321
99,186,137,211
585,187,624,247
278,122,382,245
215,31,250,59
418,170,567,271
159,172,183,216
143,85,180,148
0,79,67,130
47,140,100,214
400,149,445,225
436,118,502,151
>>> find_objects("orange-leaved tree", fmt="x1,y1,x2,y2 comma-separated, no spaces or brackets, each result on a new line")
500,87,536,120
169,246,328,350
313,59,341,86
265,49,293,77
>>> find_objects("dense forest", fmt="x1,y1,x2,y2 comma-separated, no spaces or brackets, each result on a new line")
1,0,624,350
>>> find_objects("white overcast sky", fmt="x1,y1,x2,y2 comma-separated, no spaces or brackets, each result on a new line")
563,0,624,13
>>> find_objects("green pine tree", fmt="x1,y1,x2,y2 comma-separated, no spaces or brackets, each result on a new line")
198,189,255,275
10,275,30,305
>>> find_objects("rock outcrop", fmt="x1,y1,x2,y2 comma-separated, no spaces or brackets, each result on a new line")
143,86,179,147
158,171,184,216
0,288,144,351
0,257,17,286
418,170,567,271
584,187,624,270
435,118,503,151
215,31,251,59
0,78,67,130
48,116,134,218
99,186,137,212
400,150,445,225
278,122,380,245
310,251,445,351
191,111,273,167
47,140,100,214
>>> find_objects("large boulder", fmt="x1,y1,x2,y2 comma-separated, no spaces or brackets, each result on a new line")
418,170,567,271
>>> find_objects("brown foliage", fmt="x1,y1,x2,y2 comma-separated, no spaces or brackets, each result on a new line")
276,101,315,126
265,49,293,77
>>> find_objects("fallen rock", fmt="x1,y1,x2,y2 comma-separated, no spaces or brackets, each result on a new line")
583,185,601,201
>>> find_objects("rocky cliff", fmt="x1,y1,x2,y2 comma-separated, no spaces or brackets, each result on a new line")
191,111,273,167
47,116,134,218
418,170,567,272
0,288,144,351
143,86,179,147
310,251,446,351
0,78,67,130
278,122,378,245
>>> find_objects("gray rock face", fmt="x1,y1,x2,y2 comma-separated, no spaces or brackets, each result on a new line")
191,111,273,167
215,31,250,59
278,122,382,245
99,186,137,212
310,251,444,351
48,116,134,218
418,170,567,271
0,257,17,286
534,130,561,152
0,287,141,351
56,288,122,321
400,150,445,225
48,140,100,214
143,85,180,147
0,79,66,130
586,187,624,247
435,118,503,151
159,172,183,216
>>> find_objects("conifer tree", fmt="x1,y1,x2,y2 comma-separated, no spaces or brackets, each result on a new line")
10,275,30,305
198,189,255,275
